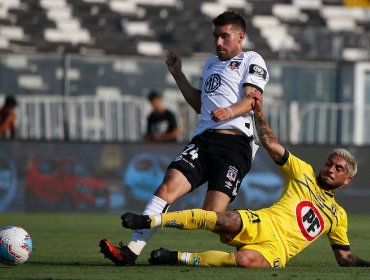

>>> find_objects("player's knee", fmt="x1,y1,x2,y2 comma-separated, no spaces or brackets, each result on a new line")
154,169,192,204
202,191,230,212
235,252,254,267
234,251,270,268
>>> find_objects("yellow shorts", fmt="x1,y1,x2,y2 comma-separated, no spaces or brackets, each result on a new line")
225,209,286,268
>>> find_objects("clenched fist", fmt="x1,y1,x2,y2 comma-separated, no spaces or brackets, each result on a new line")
211,107,234,122
165,52,182,75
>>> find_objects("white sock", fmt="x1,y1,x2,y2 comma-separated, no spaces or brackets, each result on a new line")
127,195,169,256
152,214,162,227
179,252,191,265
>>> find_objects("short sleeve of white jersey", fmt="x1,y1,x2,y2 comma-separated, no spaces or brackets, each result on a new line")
243,52,269,93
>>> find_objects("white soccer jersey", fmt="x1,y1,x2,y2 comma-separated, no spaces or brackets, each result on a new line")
193,51,269,137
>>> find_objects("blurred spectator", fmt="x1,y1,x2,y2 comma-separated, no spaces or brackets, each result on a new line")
0,96,17,139
145,91,180,142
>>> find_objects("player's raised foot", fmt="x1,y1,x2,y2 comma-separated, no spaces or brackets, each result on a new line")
148,248,178,265
99,239,137,266
121,212,152,229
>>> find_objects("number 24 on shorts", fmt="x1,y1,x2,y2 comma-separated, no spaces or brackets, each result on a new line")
179,144,199,160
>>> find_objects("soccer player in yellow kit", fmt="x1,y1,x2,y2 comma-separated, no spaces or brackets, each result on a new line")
121,92,370,268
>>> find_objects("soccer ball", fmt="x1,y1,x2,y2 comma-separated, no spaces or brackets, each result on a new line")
0,226,32,265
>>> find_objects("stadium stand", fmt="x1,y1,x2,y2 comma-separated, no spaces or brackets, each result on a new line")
0,0,369,60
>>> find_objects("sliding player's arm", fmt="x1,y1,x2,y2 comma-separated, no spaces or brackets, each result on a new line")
252,93,285,163
333,249,370,267
330,209,370,267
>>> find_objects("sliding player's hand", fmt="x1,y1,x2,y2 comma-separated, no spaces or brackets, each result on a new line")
249,92,262,113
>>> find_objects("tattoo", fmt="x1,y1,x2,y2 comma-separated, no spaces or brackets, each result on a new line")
339,253,370,267
214,211,242,233
254,112,279,149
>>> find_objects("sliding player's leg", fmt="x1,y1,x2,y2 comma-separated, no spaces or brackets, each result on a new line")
122,209,242,234
147,242,269,267
100,169,192,266
124,209,279,268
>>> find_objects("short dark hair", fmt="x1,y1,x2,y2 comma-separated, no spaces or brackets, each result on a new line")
4,96,17,107
212,11,246,33
147,90,162,102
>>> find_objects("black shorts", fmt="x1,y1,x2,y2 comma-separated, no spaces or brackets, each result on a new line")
168,131,253,201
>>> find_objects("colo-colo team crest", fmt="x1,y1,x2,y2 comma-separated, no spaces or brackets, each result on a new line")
296,201,324,241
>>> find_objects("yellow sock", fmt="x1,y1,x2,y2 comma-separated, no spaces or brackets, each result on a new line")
158,209,217,231
178,251,237,267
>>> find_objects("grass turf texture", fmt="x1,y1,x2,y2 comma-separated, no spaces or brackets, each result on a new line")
1,214,370,280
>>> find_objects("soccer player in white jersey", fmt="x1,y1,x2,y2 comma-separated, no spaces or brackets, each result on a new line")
100,11,270,266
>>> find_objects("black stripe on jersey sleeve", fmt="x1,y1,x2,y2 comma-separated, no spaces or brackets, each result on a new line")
274,149,289,166
331,244,350,251
243,83,263,94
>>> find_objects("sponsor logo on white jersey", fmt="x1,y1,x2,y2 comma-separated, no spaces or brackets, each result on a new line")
204,74,221,93
249,64,267,80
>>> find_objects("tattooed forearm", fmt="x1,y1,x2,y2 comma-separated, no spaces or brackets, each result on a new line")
254,112,279,149
339,253,370,267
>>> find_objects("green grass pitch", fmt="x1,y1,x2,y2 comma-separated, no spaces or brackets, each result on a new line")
1,213,370,280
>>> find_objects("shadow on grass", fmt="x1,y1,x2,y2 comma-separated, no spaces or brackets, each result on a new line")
25,260,151,267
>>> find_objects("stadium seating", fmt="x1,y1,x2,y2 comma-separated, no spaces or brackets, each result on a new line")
0,0,369,60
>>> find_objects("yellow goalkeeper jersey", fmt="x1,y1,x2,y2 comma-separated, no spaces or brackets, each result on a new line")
264,150,350,264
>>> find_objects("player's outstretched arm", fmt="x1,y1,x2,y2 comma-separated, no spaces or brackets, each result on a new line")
211,86,259,122
251,93,286,162
333,249,370,267
166,52,201,113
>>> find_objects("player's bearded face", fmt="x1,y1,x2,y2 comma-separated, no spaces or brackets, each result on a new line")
317,155,352,191
317,174,343,190
213,24,244,61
